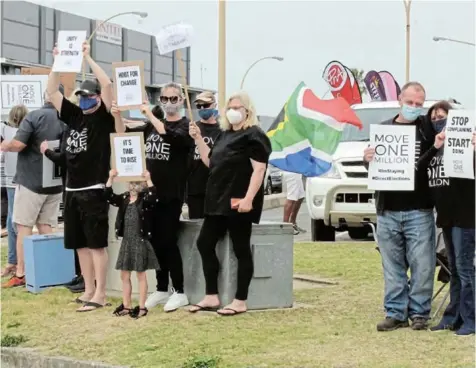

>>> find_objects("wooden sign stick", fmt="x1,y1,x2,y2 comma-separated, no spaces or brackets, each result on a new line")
175,48,194,122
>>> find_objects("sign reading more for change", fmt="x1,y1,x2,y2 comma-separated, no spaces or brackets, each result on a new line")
110,132,146,182
1,75,48,114
443,109,475,179
52,30,86,73
155,22,194,55
367,124,416,191
112,61,146,111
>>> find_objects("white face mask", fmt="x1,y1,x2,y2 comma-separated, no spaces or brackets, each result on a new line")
226,109,244,125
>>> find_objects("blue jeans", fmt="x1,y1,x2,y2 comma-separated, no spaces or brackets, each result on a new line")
377,210,436,321
439,227,475,332
6,187,17,265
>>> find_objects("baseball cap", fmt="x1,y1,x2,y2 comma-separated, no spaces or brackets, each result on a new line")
194,91,216,104
75,80,101,96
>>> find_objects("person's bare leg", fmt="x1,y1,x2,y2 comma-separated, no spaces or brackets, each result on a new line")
14,224,33,276
290,198,304,225
88,248,108,305
76,248,95,303
283,200,296,223
121,271,132,309
136,272,148,309
37,223,53,235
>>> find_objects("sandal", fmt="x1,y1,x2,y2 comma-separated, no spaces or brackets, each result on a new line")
1,265,16,278
130,306,148,319
113,303,132,317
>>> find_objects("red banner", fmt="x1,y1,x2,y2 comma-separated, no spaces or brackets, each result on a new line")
322,61,362,105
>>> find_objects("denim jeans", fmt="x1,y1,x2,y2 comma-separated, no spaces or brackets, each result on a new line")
439,227,475,332
6,187,17,265
377,210,436,321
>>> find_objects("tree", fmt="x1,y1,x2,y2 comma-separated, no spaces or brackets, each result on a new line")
349,68,367,96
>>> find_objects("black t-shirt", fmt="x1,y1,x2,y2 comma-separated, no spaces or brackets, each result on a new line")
127,117,193,202
187,121,221,196
426,146,475,228
205,126,271,223
60,98,115,189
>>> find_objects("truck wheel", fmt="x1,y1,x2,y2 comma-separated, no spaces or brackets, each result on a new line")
311,219,335,242
265,177,272,195
348,227,369,240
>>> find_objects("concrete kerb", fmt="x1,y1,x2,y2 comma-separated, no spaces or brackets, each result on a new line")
1,348,129,368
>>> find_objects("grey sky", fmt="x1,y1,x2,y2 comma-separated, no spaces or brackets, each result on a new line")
27,0,475,116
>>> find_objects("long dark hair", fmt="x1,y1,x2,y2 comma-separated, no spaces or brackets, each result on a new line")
427,100,452,121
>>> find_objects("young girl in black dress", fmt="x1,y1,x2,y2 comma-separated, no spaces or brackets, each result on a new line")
105,169,160,319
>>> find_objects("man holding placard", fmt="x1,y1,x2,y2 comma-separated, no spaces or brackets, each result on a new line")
46,41,124,312
364,82,437,332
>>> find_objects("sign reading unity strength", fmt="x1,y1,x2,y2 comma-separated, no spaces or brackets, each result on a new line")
155,22,194,55
0,75,48,115
443,109,475,179
42,140,63,188
52,30,86,73
112,61,146,111
367,124,416,191
110,132,146,182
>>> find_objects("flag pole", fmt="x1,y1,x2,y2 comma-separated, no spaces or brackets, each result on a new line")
218,0,226,110
404,0,412,83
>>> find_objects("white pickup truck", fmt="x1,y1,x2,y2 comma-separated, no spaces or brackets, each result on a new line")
305,100,460,241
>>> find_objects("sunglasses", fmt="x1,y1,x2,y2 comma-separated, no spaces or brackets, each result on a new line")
159,96,179,104
196,103,212,109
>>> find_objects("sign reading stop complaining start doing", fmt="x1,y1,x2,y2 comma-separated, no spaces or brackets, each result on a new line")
367,124,416,191
110,132,146,182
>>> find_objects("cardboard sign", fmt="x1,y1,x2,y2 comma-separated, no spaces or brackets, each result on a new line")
21,67,76,99
367,124,416,191
42,140,63,188
110,132,146,182
52,31,86,73
0,75,48,115
443,109,475,179
112,61,146,111
155,22,193,55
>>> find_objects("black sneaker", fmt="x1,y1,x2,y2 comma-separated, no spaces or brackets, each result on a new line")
411,317,429,330
67,279,85,294
64,275,83,287
376,317,409,331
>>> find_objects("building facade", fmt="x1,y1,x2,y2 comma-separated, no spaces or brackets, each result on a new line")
1,1,208,119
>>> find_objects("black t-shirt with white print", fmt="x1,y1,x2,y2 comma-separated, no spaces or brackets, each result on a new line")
127,117,194,202
205,125,271,224
60,97,115,189
187,121,221,196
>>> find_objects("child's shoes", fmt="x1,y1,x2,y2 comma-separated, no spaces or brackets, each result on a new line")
130,306,148,319
113,303,132,317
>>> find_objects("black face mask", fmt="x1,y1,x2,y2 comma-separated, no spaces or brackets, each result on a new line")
433,118,447,133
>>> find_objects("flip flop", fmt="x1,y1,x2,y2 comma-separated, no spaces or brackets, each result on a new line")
76,301,111,312
216,307,247,316
189,304,219,313
74,298,88,304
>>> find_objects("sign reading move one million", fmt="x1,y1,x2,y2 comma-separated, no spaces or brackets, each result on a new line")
367,124,416,191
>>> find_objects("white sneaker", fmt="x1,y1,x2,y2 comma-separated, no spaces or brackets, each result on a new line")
145,291,170,309
163,290,189,312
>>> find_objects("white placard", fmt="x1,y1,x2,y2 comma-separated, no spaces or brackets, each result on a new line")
2,125,18,178
52,31,86,73
0,75,48,115
115,65,143,108
155,22,193,55
443,110,475,179
42,140,63,188
367,124,416,191
111,133,146,181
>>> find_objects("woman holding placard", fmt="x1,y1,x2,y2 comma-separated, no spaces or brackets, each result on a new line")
188,91,271,316
119,82,194,312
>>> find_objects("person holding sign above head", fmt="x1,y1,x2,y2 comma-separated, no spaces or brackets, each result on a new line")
105,169,160,319
116,82,194,312
363,82,437,332
46,42,124,312
188,91,271,316
187,91,221,219
416,111,476,336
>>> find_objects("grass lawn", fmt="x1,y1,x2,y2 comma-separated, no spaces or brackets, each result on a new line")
1,241,474,368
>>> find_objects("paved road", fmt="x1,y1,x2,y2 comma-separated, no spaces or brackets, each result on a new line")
261,203,375,243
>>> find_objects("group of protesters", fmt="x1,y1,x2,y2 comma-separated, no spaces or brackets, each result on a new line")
0,41,272,318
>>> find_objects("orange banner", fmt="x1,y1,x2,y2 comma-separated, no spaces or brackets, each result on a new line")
21,68,76,98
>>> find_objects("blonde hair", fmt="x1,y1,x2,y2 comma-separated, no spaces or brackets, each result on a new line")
160,82,184,98
220,91,258,131
68,89,80,106
8,104,29,128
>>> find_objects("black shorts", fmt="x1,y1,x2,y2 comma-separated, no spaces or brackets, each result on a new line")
64,189,109,250
187,194,205,220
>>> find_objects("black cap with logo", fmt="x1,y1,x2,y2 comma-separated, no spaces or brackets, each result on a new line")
75,80,101,96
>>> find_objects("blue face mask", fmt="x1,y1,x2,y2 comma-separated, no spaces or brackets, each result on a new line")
401,104,424,122
79,96,98,111
198,108,218,121
433,118,447,133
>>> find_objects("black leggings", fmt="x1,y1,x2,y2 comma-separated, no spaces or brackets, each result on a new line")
74,251,81,276
196,215,253,301
151,199,184,293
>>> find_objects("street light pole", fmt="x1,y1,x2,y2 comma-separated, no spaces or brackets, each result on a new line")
404,0,412,83
433,36,475,46
218,0,226,110
240,56,284,89
82,11,148,80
